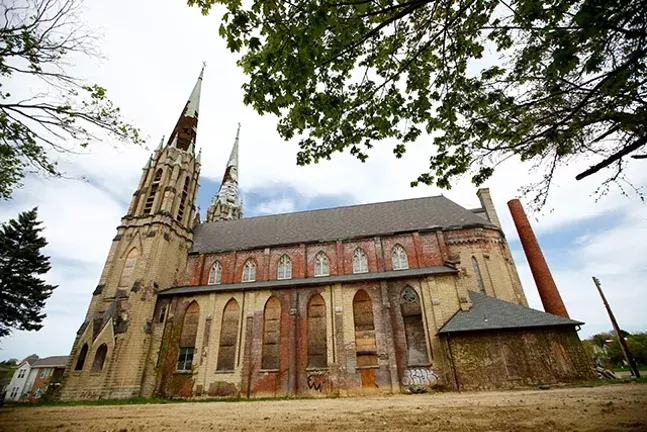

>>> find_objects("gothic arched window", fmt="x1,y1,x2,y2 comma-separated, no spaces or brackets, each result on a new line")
208,261,222,285
307,294,327,368
392,244,409,270
262,296,282,369
74,343,88,371
177,301,199,372
177,176,190,221
217,298,240,371
400,286,429,365
353,248,368,274
314,251,330,277
144,168,163,214
277,255,292,280
353,290,377,366
242,259,256,282
472,256,486,293
118,248,139,288
91,344,108,372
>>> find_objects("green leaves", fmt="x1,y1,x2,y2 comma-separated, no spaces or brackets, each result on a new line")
190,0,647,207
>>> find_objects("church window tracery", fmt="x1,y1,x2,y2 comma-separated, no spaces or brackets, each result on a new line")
242,259,256,282
314,251,329,277
208,261,222,285
400,286,429,364
353,248,368,274
277,255,292,280
392,244,409,270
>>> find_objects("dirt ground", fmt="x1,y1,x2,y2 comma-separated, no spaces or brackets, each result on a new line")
1,383,646,432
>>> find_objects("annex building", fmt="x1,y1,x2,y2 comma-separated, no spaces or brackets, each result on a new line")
59,68,593,400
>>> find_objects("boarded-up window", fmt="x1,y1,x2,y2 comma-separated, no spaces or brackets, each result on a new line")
314,251,329,277
307,294,327,368
217,299,240,371
502,344,521,378
74,343,88,371
392,244,409,270
208,261,222,285
552,341,574,374
400,286,428,365
472,256,486,293
262,296,282,369
118,248,139,287
353,290,377,366
177,301,199,372
91,344,108,372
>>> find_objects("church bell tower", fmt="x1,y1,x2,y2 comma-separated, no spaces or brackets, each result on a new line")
60,67,204,400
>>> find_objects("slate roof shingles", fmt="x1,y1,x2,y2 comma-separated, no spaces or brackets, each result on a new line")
192,195,496,254
439,291,583,334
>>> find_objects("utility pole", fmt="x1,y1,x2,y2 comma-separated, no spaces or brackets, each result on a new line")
592,276,640,379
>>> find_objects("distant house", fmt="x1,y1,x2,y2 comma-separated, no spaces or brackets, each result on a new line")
26,356,70,402
4,355,38,402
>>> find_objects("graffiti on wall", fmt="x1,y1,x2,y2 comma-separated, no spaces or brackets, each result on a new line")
402,367,439,386
307,371,327,392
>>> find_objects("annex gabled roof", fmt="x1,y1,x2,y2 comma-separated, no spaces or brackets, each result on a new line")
192,195,496,254
31,356,69,368
439,291,583,334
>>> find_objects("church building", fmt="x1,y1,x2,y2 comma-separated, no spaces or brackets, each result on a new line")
59,68,593,401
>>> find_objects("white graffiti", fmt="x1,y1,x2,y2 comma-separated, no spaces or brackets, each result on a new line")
402,367,439,386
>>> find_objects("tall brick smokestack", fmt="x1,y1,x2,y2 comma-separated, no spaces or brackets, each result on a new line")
507,199,569,318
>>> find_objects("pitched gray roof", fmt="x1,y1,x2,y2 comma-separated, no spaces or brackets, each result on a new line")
32,356,69,368
192,195,496,254
438,291,583,334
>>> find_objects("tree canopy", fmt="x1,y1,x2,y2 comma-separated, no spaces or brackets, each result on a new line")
190,0,647,207
0,207,56,338
0,0,142,200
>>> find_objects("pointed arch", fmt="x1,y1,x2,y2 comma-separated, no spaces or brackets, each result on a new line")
314,251,329,277
208,261,222,285
217,298,240,371
277,255,292,280
177,301,199,372
392,244,409,270
177,176,190,221
262,296,282,369
502,344,521,378
353,290,377,366
144,168,163,214
400,286,429,365
472,256,486,293
118,247,139,288
242,259,256,282
352,248,368,274
551,341,574,374
307,294,327,368
91,343,108,372
74,343,89,371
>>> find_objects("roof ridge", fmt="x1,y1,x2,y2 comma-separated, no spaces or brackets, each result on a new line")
199,194,449,225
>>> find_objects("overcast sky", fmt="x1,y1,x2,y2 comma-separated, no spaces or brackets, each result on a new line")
0,0,645,361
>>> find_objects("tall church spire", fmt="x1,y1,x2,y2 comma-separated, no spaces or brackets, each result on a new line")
167,65,204,152
206,124,243,223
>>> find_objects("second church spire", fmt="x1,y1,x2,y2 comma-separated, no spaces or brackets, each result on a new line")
206,124,242,222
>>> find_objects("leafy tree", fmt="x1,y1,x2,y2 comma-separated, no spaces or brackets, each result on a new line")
190,0,647,207
0,207,56,338
0,0,142,200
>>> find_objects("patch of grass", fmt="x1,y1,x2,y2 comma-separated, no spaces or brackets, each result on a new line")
610,365,647,372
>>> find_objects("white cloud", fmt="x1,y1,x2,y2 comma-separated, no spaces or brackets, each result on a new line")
254,197,296,215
